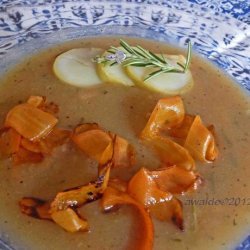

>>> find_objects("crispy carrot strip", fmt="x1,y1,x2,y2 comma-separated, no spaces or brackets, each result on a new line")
41,101,59,115
72,129,112,162
19,197,88,232
20,183,102,233
150,165,202,194
97,140,113,189
128,168,183,230
50,182,102,212
149,197,183,230
98,138,114,168
49,164,111,213
207,124,217,141
147,135,195,171
184,116,218,162
140,97,195,170
169,115,195,139
36,202,51,220
128,168,172,206
0,128,21,157
5,103,58,141
108,178,128,193
49,137,115,233
20,136,115,233
12,147,44,165
113,136,135,168
73,123,100,135
21,138,42,153
49,139,114,232
27,96,45,108
19,197,51,220
50,139,114,213
73,125,134,168
21,128,71,154
141,96,184,139
39,128,71,154
51,208,88,233
27,96,59,115
49,182,103,230
101,186,154,250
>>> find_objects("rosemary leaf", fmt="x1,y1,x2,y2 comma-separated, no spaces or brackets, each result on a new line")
94,39,192,81
120,40,134,54
109,61,117,66
184,41,192,71
131,47,148,59
144,69,164,81
177,62,185,70
107,49,116,54
149,51,166,64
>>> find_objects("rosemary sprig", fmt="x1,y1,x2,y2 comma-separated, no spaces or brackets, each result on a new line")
94,39,192,81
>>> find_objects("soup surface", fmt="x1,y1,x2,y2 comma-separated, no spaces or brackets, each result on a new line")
0,37,249,250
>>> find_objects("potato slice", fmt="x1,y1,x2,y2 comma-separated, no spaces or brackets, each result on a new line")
125,55,193,95
97,51,134,86
53,48,103,87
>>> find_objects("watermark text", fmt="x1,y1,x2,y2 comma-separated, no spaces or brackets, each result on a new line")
184,197,250,206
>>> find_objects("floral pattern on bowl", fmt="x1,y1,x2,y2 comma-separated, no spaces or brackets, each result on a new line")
0,0,249,91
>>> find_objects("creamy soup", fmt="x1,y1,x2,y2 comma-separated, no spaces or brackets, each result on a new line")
0,37,249,250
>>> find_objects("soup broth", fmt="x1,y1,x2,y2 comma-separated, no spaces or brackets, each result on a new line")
0,37,249,250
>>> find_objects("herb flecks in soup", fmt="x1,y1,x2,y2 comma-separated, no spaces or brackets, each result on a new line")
0,37,249,250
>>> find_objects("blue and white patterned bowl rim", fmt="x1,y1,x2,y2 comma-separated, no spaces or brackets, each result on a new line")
0,1,249,250
0,0,249,90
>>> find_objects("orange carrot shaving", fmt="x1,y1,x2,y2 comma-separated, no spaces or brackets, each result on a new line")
147,135,195,171
19,133,115,233
128,168,183,230
49,160,111,213
72,124,134,168
141,96,219,169
19,198,88,233
0,128,21,157
27,96,46,108
97,140,114,188
14,94,219,243
141,96,184,139
207,124,217,139
108,178,128,193
169,115,195,139
51,208,88,233
49,139,115,231
184,116,218,162
12,147,44,165
50,183,103,212
41,101,59,115
73,123,100,135
21,138,42,153
149,197,183,230
19,197,51,220
27,96,59,115
72,129,112,162
5,103,58,141
101,186,154,250
39,128,71,154
0,97,69,165
128,168,172,206
140,97,195,170
113,135,135,168
150,165,202,194
21,128,71,155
